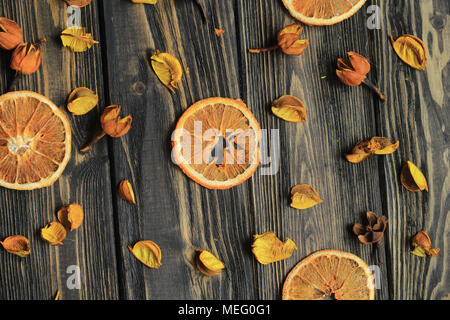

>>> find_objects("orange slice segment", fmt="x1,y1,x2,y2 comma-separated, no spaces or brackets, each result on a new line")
282,249,375,300
172,97,261,189
0,91,71,190
282,0,367,26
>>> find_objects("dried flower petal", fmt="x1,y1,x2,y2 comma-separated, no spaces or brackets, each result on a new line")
119,180,136,205
277,23,308,56
272,95,306,123
131,0,158,3
151,50,183,92
100,105,132,137
390,34,427,70
290,184,323,210
345,137,399,163
411,231,439,257
41,222,67,246
214,28,225,37
252,232,297,264
67,87,98,115
129,240,162,269
0,17,22,50
61,27,99,52
64,0,92,7
10,42,43,75
196,249,225,276
400,161,428,192
0,235,30,257
57,203,84,231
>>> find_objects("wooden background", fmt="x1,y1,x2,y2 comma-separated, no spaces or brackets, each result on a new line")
0,0,448,300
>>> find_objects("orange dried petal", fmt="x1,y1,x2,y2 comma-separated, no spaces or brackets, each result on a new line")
0,235,30,257
196,249,225,276
119,179,136,204
57,203,84,231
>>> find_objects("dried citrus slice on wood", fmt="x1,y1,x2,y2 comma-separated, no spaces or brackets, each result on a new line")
172,97,261,189
0,91,71,190
282,249,375,300
282,0,367,26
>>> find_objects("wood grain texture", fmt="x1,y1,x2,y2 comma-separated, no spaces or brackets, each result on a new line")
0,0,118,299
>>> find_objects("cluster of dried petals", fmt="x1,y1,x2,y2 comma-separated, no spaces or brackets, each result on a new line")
271,95,306,123
400,161,428,192
249,23,308,56
60,27,99,52
57,203,84,231
195,249,225,276
119,180,136,205
41,222,67,246
345,137,399,163
390,34,427,70
10,39,45,75
0,17,23,50
0,235,30,258
411,231,439,257
336,52,385,101
129,240,162,269
290,184,323,210
353,211,388,245
252,231,297,264
67,87,98,115
151,50,183,92
64,0,93,7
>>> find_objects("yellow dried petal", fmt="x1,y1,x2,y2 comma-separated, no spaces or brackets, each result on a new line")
290,184,323,210
119,180,136,204
401,161,428,192
272,95,306,122
252,232,297,265
151,51,183,92
196,249,225,276
128,240,162,269
61,27,99,52
345,153,372,163
0,235,30,258
41,222,67,246
57,203,84,231
67,87,98,115
131,0,157,3
390,34,427,70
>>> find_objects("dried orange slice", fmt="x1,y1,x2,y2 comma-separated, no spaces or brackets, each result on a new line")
282,249,375,300
0,91,71,190
282,0,367,26
172,97,260,189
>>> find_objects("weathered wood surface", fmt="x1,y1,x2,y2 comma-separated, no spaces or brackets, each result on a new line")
0,0,448,300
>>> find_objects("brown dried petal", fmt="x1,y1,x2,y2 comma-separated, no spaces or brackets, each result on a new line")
352,223,367,236
366,211,378,227
64,0,92,7
10,42,42,75
57,203,84,231
0,17,22,50
119,180,136,204
277,23,308,56
411,231,439,257
0,235,30,257
348,51,370,76
100,105,132,137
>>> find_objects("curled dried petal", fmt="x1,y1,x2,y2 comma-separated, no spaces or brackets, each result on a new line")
411,231,439,257
252,232,297,264
196,249,225,276
400,161,428,192
64,0,93,7
348,51,370,75
0,235,30,257
151,50,183,92
119,180,136,205
41,222,67,246
277,23,308,56
57,203,84,231
390,34,427,70
0,17,22,50
336,69,365,86
61,27,99,52
345,137,398,163
100,105,132,137
67,87,98,115
272,95,306,123
290,184,323,210
129,240,162,269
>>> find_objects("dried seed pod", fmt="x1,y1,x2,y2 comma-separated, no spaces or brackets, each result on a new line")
353,211,388,245
411,231,439,257
290,184,323,210
151,50,183,92
390,34,427,70
67,87,98,115
41,222,67,246
195,249,225,276
271,95,306,123
101,105,132,137
10,41,44,75
252,232,297,264
129,240,162,269
119,180,136,204
0,17,23,50
57,203,84,231
400,161,428,192
0,235,30,257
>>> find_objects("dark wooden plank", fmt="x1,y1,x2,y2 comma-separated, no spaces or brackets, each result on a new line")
236,0,390,299
101,0,256,299
374,0,449,300
0,0,119,299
